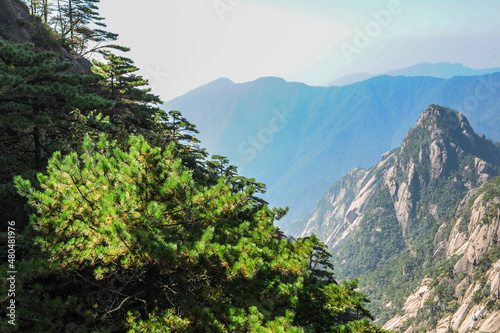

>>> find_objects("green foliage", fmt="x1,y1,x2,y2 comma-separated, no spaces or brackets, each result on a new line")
0,37,112,169
127,310,191,332
152,110,208,171
332,187,405,279
91,50,162,130
417,173,466,222
481,176,500,205
50,0,120,54
475,246,500,279
9,134,385,332
0,37,114,227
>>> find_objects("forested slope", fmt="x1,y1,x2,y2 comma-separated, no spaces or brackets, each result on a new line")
0,1,385,332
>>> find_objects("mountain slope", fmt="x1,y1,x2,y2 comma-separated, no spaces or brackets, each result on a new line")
383,179,500,332
164,74,500,228
300,105,500,331
0,0,92,75
325,72,375,86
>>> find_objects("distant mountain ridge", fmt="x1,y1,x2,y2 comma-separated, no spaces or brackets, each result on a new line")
325,62,500,87
386,62,500,78
325,72,374,86
164,73,500,228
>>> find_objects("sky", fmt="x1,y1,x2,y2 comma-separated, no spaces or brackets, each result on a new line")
99,0,500,101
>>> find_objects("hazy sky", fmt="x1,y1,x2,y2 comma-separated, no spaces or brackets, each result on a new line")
99,0,500,101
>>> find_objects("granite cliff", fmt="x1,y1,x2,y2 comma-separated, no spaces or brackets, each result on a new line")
300,105,500,331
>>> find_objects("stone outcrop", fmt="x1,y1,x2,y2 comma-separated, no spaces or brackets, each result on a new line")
301,105,500,247
383,189,500,332
429,140,448,179
0,0,93,74
0,0,31,43
298,105,500,332
384,278,434,331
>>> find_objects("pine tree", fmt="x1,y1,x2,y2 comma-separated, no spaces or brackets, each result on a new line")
51,0,119,54
160,110,208,170
28,0,52,23
12,134,387,332
0,38,112,170
91,50,162,129
206,154,267,205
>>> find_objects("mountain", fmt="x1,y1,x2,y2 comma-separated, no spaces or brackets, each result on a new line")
386,63,500,79
325,63,500,87
325,72,375,86
300,105,500,331
164,74,500,230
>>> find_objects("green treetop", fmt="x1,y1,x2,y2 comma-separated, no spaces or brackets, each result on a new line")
91,50,162,130
49,0,119,55
13,134,387,332
148,109,208,171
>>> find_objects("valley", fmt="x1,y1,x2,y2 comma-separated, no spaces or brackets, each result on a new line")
164,73,500,230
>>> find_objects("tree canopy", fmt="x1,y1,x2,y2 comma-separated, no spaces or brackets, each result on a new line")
0,4,385,332
0,37,112,170
25,0,121,55
11,134,385,332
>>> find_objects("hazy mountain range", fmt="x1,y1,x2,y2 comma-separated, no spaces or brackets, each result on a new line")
325,63,500,87
164,70,500,230
5,0,500,331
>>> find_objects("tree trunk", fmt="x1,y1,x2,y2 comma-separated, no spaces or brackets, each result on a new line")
57,0,63,36
43,0,48,23
69,0,73,42
144,266,156,314
33,126,43,170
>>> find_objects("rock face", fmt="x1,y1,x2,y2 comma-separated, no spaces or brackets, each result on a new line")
384,278,434,331
382,190,500,332
301,105,500,246
0,0,92,74
298,105,500,331
0,0,31,43
299,165,390,247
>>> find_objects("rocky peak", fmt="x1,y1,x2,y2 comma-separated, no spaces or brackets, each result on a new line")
413,104,472,134
300,104,500,259
297,105,500,331
402,105,500,171
393,106,500,233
